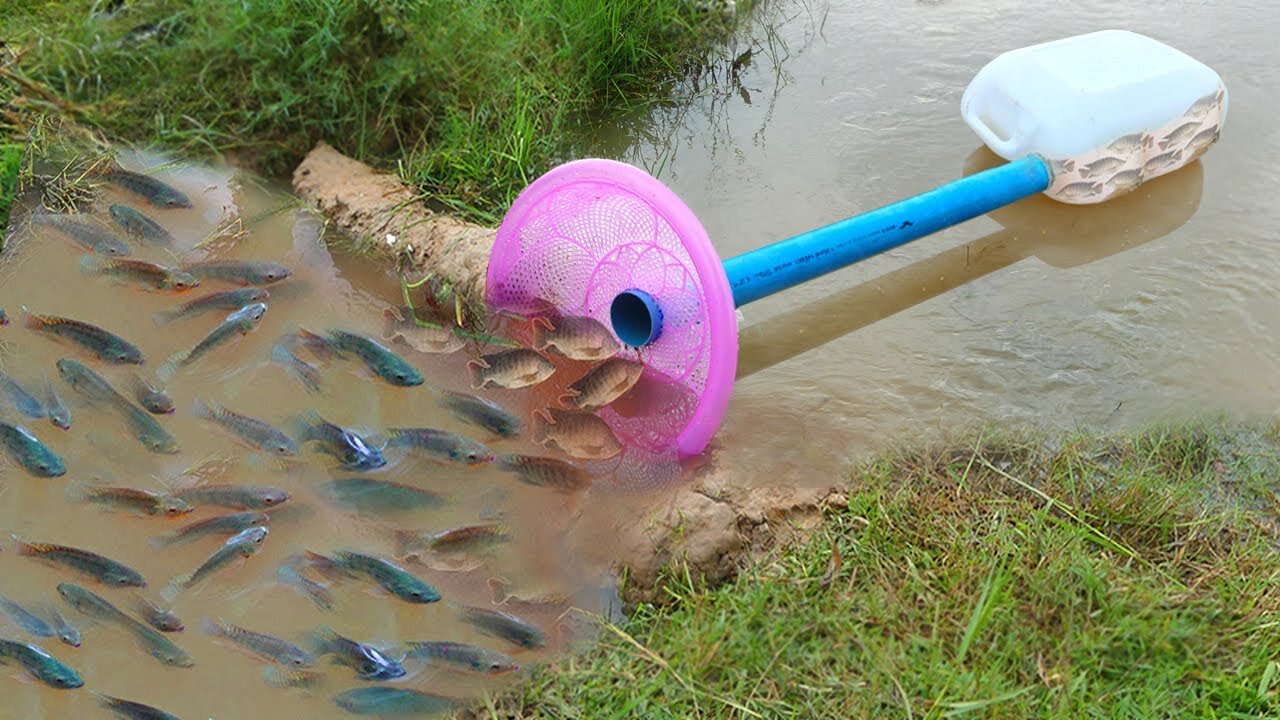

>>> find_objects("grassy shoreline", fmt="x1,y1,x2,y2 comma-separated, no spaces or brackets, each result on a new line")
487,422,1280,719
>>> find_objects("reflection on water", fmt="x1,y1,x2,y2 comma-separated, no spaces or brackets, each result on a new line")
0,153,632,719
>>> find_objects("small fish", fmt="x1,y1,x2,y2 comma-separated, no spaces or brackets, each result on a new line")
68,482,193,516
1158,120,1202,151
0,371,45,419
43,374,71,429
559,358,644,410
181,260,291,286
439,391,521,438
532,315,621,361
119,398,181,454
456,605,547,649
333,687,459,716
294,411,386,471
318,478,444,514
393,524,510,558
33,213,132,256
56,359,176,452
1057,180,1104,200
277,561,335,611
55,357,130,405
57,582,136,625
319,328,424,387
1105,169,1143,193
1185,125,1220,154
1143,149,1184,175
129,622,195,667
468,348,556,390
128,373,175,414
382,306,465,354
311,627,405,680
192,398,297,456
402,640,518,674
1106,131,1153,155
162,525,269,600
1186,88,1223,119
1077,156,1127,180
96,693,184,720
0,422,66,477
203,617,315,667
532,407,622,460
305,550,440,604
150,511,271,548
271,342,322,394
109,203,176,245
134,595,184,632
153,288,271,326
164,302,268,370
26,309,144,364
16,538,146,586
1047,158,1075,176
385,427,493,465
80,255,199,291
173,484,290,510
0,639,83,689
105,167,192,208
496,453,591,493
0,595,56,638
48,605,81,647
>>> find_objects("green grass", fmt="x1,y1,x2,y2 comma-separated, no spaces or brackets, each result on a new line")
0,142,20,240
1,0,738,223
489,422,1280,719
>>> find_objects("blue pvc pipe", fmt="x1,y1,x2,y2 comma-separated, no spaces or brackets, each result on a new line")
722,155,1052,307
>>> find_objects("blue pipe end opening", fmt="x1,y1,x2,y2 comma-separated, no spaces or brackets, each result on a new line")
611,289,663,347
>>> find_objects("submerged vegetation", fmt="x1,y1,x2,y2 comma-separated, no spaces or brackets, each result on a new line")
492,423,1280,718
1,0,740,224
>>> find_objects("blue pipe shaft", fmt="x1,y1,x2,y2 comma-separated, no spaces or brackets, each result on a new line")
722,155,1052,307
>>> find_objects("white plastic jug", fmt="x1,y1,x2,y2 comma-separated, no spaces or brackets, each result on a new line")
961,30,1227,204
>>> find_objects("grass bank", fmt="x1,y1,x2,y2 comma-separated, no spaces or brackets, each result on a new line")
1,0,739,224
489,422,1280,719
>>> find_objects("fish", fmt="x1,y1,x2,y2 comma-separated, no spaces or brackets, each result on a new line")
43,374,71,430
496,453,591,493
16,538,146,586
1046,158,1075,176
393,524,510,558
262,665,325,689
192,398,297,456
67,482,193,516
150,510,271,548
153,288,271,326
0,421,66,477
128,373,175,414
1143,149,1184,175
134,595,184,632
385,427,493,465
55,357,130,405
0,639,83,688
96,693,184,720
1106,168,1144,193
559,357,644,410
531,407,623,460
58,361,181,454
1185,125,1220,154
163,302,267,370
202,617,315,667
0,370,44,418
270,342,322,394
438,391,521,438
1106,131,1153,155
402,640,519,674
130,623,195,667
456,605,547,649
294,411,386,471
311,627,405,680
532,315,621,361
1186,88,1224,119
27,309,144,364
305,550,440,604
108,204,176,246
468,348,556,390
57,582,137,625
1057,180,1103,200
173,484,290,511
317,478,444,514
1076,156,1127,180
80,255,199,291
162,525,269,600
1158,121,1202,151
32,213,132,256
277,561,335,612
381,306,465,354
104,167,192,208
118,397,181,454
0,595,56,638
313,328,424,387
333,687,459,716
48,605,81,647
181,260,291,286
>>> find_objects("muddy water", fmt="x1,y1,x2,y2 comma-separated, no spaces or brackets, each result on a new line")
591,0,1280,482
0,155,618,719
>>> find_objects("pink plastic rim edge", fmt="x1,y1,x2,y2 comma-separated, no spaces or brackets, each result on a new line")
488,158,738,458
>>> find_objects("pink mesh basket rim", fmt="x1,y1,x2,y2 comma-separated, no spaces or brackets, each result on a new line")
488,158,738,457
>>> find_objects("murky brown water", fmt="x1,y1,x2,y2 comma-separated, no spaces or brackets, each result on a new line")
592,0,1280,483
0,153,622,719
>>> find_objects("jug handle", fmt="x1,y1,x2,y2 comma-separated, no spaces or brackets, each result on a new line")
967,111,1024,159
